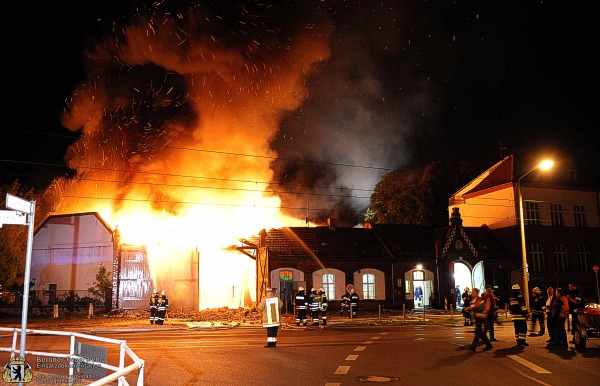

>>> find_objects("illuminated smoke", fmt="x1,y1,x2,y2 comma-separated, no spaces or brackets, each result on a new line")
43,1,438,308
45,1,333,309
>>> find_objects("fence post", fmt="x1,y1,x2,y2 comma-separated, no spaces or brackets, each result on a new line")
88,303,94,318
53,304,58,319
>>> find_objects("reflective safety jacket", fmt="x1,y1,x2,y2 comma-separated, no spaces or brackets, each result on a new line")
318,293,328,311
509,290,528,321
294,290,307,310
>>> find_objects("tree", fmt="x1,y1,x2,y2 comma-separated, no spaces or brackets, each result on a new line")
88,263,113,304
0,180,41,288
365,160,475,227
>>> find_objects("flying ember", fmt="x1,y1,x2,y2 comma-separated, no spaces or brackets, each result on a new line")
42,1,332,309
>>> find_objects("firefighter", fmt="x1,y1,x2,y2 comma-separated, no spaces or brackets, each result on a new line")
509,284,529,346
318,288,328,326
157,290,169,325
349,288,360,318
149,288,159,324
340,290,350,317
308,288,320,326
530,287,545,335
294,287,308,326
257,287,283,348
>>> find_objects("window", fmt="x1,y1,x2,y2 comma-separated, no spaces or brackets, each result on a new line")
322,274,335,300
362,274,375,300
550,203,563,226
553,243,568,272
577,244,591,272
525,201,541,225
529,243,545,272
573,205,587,227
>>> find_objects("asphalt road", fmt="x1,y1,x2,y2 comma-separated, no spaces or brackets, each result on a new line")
3,317,598,386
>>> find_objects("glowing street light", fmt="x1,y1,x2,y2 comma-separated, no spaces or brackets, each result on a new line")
518,159,553,313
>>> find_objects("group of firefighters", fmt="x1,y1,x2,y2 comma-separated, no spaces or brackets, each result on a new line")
294,286,360,326
148,288,169,325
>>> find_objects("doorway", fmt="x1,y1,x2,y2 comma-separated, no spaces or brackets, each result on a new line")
454,260,485,307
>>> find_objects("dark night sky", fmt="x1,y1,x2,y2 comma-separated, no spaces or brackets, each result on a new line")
2,0,598,225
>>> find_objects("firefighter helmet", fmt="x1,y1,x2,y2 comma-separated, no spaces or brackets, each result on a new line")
161,290,166,295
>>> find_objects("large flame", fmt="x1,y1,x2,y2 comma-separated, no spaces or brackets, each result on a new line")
43,2,332,309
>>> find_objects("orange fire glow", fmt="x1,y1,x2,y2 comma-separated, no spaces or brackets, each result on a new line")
42,5,333,310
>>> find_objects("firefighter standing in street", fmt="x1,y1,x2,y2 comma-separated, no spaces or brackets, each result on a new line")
340,290,351,317
509,284,529,346
349,288,360,318
529,287,546,335
149,288,159,324
308,288,320,326
157,290,169,325
257,287,283,348
318,288,328,326
294,286,308,326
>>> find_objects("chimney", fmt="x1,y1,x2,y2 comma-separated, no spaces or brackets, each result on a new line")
327,218,336,230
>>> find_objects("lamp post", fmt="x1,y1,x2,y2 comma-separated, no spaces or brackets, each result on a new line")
518,159,553,313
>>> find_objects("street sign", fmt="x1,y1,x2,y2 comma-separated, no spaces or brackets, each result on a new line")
6,193,32,213
593,264,599,273
0,210,27,226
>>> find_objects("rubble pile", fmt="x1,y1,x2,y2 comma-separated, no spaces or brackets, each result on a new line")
108,306,263,324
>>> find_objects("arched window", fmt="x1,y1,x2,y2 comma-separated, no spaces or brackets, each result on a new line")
322,273,335,300
362,274,375,299
577,244,591,272
530,243,545,272
553,243,568,272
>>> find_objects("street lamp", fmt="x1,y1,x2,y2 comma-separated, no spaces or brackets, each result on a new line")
518,159,553,313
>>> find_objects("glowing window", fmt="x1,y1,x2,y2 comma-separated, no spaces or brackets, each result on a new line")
279,270,293,281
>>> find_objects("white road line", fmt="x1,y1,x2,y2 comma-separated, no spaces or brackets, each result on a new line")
371,336,381,339
362,341,374,344
354,346,366,352
381,332,389,334
334,366,351,375
325,383,341,386
345,355,359,361
507,355,552,374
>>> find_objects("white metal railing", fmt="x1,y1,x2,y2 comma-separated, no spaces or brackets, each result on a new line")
0,327,144,386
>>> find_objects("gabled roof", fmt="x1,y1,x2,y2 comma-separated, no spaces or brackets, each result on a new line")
258,224,434,262
434,211,517,262
451,154,514,199
34,212,113,236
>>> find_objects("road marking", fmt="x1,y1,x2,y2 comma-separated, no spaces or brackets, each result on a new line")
345,355,359,361
507,355,551,374
371,336,381,339
381,332,389,335
325,383,341,386
335,366,351,374
354,346,366,352
362,341,374,344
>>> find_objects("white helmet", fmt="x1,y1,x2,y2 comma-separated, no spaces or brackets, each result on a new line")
511,284,520,290
298,286,304,291
161,290,166,295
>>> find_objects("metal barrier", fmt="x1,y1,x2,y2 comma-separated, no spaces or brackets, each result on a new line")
0,327,144,386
